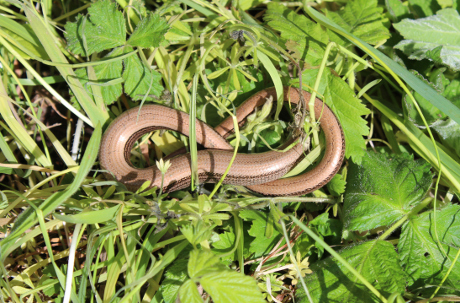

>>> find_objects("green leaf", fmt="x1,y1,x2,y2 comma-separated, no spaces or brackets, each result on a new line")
309,212,342,246
305,6,460,128
408,0,441,17
159,258,189,303
239,210,281,258
325,0,390,46
264,2,328,66
299,68,370,163
74,48,124,105
343,151,433,232
399,204,460,294
64,0,126,56
385,0,412,22
324,71,370,163
432,118,460,153
298,240,406,302
327,173,347,196
179,279,204,303
122,46,163,100
200,270,265,303
127,13,169,48
53,205,120,224
394,9,460,71
188,250,222,278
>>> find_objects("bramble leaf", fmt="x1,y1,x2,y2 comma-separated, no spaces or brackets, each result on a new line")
344,151,432,232
394,9,460,71
74,48,124,105
159,259,188,303
122,47,163,100
326,0,390,46
385,0,412,22
399,204,460,295
127,13,169,48
299,68,370,163
264,2,328,66
298,240,406,303
64,0,126,56
408,0,441,17
188,250,223,278
179,279,204,303
327,173,347,196
239,210,281,258
200,270,265,303
323,72,370,163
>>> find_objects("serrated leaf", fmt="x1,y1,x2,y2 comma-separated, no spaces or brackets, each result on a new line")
327,173,347,196
200,270,265,303
299,68,369,163
385,0,412,22
64,0,126,56
179,279,204,303
264,2,328,66
188,250,222,278
74,47,124,105
399,204,460,294
431,118,460,153
326,0,390,46
298,240,406,302
239,210,281,258
408,0,441,17
344,151,433,232
159,259,188,303
394,9,460,71
122,47,163,100
127,13,169,48
324,72,370,163
309,212,342,243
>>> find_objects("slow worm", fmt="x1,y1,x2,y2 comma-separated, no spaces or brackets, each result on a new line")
99,87,345,196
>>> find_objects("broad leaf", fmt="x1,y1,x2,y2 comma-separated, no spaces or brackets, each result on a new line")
188,250,222,278
399,204,460,295
239,210,281,258
299,68,370,163
385,0,412,22
323,73,370,163
408,0,441,17
394,9,460,71
298,240,406,303
200,270,265,303
159,259,188,303
65,0,126,56
179,279,204,303
344,151,432,232
432,118,460,153
327,173,347,196
74,47,124,105
326,0,390,46
127,13,169,48
122,46,163,100
264,2,328,66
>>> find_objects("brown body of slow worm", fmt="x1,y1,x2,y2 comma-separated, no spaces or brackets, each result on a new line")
99,87,345,196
